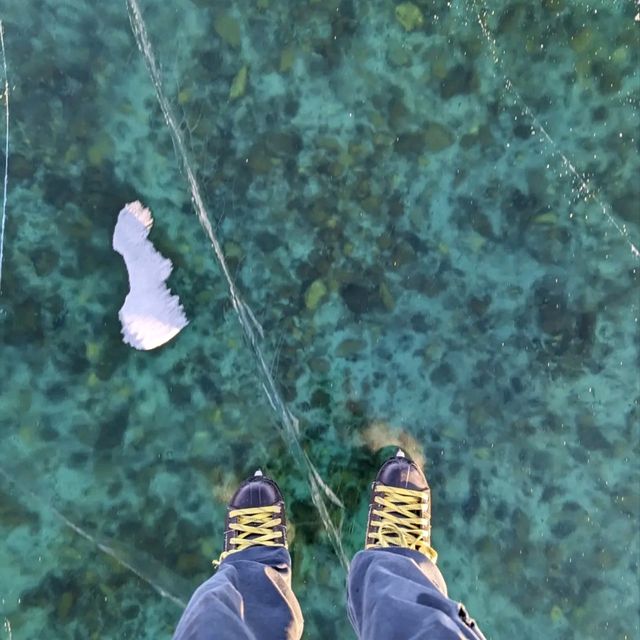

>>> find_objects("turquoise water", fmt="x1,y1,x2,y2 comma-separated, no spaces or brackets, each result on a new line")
0,0,638,638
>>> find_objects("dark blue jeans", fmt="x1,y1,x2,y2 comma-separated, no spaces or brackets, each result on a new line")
173,546,486,640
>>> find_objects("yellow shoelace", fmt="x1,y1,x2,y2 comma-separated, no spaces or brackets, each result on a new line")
366,485,438,563
214,505,285,566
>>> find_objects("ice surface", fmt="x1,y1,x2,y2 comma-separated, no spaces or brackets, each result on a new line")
0,0,638,638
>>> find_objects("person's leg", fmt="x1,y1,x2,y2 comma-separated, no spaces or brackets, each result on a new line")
173,471,304,640
348,547,484,640
347,451,486,640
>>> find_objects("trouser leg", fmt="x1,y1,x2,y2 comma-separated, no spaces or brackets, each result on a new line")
173,546,304,640
347,548,486,640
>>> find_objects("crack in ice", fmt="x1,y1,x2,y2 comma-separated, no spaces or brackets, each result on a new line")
472,1,639,260
0,461,189,609
0,21,9,293
126,0,347,569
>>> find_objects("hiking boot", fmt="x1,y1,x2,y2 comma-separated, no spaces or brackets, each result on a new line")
214,469,287,566
365,449,437,562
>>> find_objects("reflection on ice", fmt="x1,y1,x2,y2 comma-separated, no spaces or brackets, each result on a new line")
113,201,188,350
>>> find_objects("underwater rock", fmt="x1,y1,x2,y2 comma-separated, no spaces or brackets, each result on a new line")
533,276,569,336
308,357,330,374
312,37,340,72
9,152,30,180
423,121,454,152
346,399,365,417
388,42,411,67
308,2,357,71
93,338,124,381
246,142,273,174
551,501,589,539
94,407,129,450
169,383,193,405
395,2,424,32
6,299,44,346
46,382,68,402
379,281,395,311
459,197,495,239
551,519,577,539
388,95,411,131
405,272,447,297
176,553,202,573
0,485,39,528
360,195,381,215
224,241,243,260
532,211,558,226
305,279,328,311
468,294,491,317
410,314,429,333
32,247,59,277
214,14,241,48
198,47,223,73
511,506,530,541
576,413,610,451
229,65,248,100
513,122,533,139
542,0,564,12
263,131,303,156
340,282,380,314
21,572,79,616
377,234,393,252
460,123,493,149
57,591,74,622
390,239,417,267
336,338,367,358
310,388,331,409
462,490,480,521
612,189,640,225
279,46,296,73
524,220,572,265
123,604,141,621
394,131,425,155
43,173,76,209
593,60,622,94
574,310,597,355
430,50,449,81
440,64,476,99
332,0,357,38
87,131,115,167
113,201,189,351
283,97,300,119
496,3,526,36
429,361,456,386
255,231,280,253
388,193,405,218
570,27,593,55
